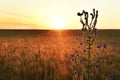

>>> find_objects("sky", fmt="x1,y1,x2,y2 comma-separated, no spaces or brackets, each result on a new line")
0,0,120,29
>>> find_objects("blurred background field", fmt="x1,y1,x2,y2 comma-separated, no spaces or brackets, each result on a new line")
0,30,119,80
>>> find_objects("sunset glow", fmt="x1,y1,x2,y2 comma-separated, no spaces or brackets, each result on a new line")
0,0,120,29
50,17,64,29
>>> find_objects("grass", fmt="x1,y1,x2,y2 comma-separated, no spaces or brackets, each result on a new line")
0,30,119,80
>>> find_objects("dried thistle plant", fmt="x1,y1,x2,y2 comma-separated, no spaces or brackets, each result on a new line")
77,9,98,80
70,8,114,80
70,9,108,80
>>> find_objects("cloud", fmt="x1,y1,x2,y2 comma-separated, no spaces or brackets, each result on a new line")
0,9,34,19
0,9,40,29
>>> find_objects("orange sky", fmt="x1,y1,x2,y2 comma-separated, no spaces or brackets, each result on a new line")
0,0,120,29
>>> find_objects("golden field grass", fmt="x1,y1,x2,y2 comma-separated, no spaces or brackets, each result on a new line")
0,30,119,80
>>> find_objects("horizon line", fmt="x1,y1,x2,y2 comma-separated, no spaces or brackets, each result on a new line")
0,29,120,31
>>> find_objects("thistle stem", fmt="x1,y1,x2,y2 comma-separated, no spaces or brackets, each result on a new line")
87,36,91,80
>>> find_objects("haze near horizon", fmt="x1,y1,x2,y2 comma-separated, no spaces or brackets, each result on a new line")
0,0,120,29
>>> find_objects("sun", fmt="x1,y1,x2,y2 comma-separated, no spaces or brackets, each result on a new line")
50,17,64,29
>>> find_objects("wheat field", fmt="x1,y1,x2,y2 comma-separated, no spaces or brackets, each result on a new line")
0,30,119,80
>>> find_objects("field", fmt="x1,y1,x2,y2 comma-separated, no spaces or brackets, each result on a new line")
0,30,119,80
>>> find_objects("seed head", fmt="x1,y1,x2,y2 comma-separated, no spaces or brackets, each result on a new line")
77,12,83,16
72,70,77,75
79,71,83,76
80,42,83,45
95,63,99,67
70,53,74,58
91,61,95,65
103,42,107,48
83,50,86,53
97,45,101,48
76,37,79,40
93,28,97,34
110,74,114,79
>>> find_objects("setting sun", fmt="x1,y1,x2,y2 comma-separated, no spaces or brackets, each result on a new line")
0,0,120,29
50,17,64,29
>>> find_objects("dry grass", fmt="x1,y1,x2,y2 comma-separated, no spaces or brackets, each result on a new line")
0,30,119,80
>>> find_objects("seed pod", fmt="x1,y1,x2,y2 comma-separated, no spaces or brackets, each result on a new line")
90,13,94,19
85,12,89,25
77,12,83,16
93,8,95,17
96,10,98,19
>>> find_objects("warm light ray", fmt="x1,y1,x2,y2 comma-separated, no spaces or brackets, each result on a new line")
50,17,64,30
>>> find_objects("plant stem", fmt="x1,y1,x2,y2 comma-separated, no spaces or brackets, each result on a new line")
88,36,91,80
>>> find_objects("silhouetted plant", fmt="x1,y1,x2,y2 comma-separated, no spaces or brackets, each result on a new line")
79,9,98,80
70,9,112,80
